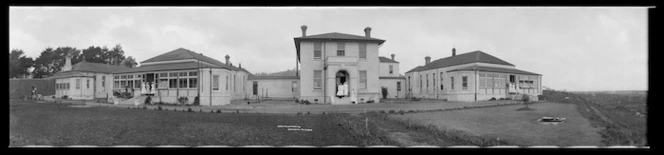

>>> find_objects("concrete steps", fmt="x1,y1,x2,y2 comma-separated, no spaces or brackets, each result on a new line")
118,96,147,106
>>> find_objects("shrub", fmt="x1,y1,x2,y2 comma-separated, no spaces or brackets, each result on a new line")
178,97,189,105
489,97,496,101
236,110,239,114
301,100,311,105
61,95,69,99
367,99,374,103
187,108,193,112
379,110,386,114
145,96,152,104
297,112,302,115
143,106,147,109
157,106,162,110
216,109,222,113
381,87,388,99
295,99,300,103
306,111,310,115
398,110,405,115
408,110,414,113
388,110,395,114
410,97,420,101
193,96,200,106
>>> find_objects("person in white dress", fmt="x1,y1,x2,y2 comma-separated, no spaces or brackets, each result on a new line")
150,83,156,94
141,82,147,94
342,82,349,97
350,88,357,104
337,82,345,98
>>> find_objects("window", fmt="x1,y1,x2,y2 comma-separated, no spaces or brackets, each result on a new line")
314,42,322,59
360,71,367,89
234,75,236,91
114,81,119,89
337,42,345,56
462,76,468,90
451,76,455,90
120,80,126,88
86,79,90,89
76,79,81,89
135,80,141,88
359,43,367,59
426,74,429,91
160,73,168,77
169,72,178,77
159,79,168,88
419,75,422,92
169,79,177,88
314,70,322,89
189,71,198,77
189,78,197,88
66,83,69,89
179,72,187,77
292,81,298,92
121,75,127,79
213,75,219,90
243,76,246,91
397,81,401,91
178,78,187,88
433,73,436,90
102,76,105,88
127,80,134,89
226,76,229,91
252,81,258,95
389,65,393,74
440,72,444,90
408,76,411,90
114,75,119,79
127,75,133,79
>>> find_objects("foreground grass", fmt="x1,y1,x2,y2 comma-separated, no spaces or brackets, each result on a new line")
543,90,647,146
9,100,392,146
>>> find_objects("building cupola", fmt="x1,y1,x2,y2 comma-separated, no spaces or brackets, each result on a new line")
364,27,372,38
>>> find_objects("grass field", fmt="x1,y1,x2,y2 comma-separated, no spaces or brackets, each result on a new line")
9,99,392,146
391,102,602,146
543,90,647,146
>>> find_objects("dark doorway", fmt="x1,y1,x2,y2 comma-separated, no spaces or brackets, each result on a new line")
335,70,350,98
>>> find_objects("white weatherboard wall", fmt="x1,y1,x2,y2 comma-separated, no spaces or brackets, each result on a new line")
379,78,405,98
248,79,300,99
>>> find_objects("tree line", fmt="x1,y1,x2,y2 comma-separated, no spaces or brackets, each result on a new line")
9,44,138,79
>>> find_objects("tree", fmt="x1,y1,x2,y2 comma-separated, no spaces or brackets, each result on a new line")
120,56,138,68
79,46,107,64
9,49,34,79
105,44,126,66
32,47,80,78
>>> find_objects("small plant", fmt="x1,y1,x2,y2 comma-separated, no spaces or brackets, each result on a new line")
306,111,310,115
379,110,386,114
489,97,496,101
408,110,414,113
381,87,388,99
62,95,69,99
144,96,152,104
301,100,311,105
193,96,200,106
388,110,395,114
410,97,420,101
158,106,162,110
187,108,193,112
398,110,405,115
216,109,222,113
295,99,300,103
367,99,374,103
178,97,189,105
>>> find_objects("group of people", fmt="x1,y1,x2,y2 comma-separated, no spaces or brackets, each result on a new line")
140,82,156,95
335,82,358,104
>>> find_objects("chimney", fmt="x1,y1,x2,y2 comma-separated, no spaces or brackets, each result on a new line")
239,63,242,69
301,25,307,37
390,54,395,61
452,47,456,56
225,55,230,65
364,27,372,38
425,56,431,65
62,54,72,71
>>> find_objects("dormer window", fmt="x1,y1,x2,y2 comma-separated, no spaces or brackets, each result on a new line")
337,42,345,56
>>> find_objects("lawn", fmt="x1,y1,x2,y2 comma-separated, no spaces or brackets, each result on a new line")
9,99,387,146
391,102,602,146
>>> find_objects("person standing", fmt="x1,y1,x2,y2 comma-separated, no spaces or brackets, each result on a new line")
31,86,37,100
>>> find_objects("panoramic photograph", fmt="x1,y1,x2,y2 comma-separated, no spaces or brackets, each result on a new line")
9,7,648,148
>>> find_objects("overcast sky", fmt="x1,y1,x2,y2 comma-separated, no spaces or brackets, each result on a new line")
10,7,647,91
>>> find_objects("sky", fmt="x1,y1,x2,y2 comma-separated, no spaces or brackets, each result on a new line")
9,7,648,91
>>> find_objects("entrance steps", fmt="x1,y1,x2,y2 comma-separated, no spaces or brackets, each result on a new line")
118,96,147,106
332,97,353,104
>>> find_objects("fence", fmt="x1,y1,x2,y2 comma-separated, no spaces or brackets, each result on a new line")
9,79,55,99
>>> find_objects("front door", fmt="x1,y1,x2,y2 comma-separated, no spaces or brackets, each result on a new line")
253,82,258,95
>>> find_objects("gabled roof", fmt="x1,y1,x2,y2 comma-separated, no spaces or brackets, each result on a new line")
379,56,399,63
294,32,386,62
405,51,515,73
447,66,541,76
140,48,251,74
115,62,221,74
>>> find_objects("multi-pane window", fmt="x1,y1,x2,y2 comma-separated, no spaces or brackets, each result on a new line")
86,79,90,89
102,76,105,88
169,72,178,77
337,42,345,56
159,79,168,88
426,74,429,91
76,79,81,89
462,76,468,90
114,81,119,89
189,71,198,77
169,79,177,88
359,43,367,59
226,76,229,91
433,73,436,90
135,80,141,89
127,80,134,89
313,70,322,89
189,78,197,88
389,65,393,74
213,75,219,91
314,42,322,59
419,75,422,92
360,71,367,89
179,78,188,88
292,81,298,92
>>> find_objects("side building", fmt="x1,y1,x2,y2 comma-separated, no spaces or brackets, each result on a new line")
404,48,542,102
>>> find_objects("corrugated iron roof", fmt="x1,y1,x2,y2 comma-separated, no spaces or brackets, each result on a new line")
139,48,252,74
379,56,399,63
115,62,222,74
248,76,299,80
447,66,541,76
405,51,515,73
69,61,131,73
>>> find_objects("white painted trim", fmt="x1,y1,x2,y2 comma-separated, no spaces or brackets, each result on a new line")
141,59,218,67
